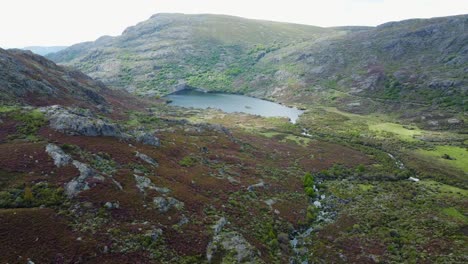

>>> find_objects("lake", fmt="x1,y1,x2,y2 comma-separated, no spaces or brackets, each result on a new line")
165,90,304,123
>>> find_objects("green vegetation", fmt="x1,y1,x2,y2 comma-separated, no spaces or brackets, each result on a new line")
3,108,47,141
14,110,46,135
0,183,65,208
418,180,468,197
415,146,468,173
303,172,315,197
442,207,467,222
369,122,421,141
179,156,198,167
0,105,18,113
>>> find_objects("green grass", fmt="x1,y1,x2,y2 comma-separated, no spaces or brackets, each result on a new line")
442,207,467,222
179,156,198,167
369,122,421,141
358,184,374,191
258,131,312,146
419,180,468,197
0,106,18,113
415,146,468,173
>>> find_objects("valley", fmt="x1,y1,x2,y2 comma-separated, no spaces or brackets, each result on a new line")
0,11,467,264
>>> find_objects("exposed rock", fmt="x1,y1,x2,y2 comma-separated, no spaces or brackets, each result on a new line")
145,228,163,242
177,215,190,227
41,106,162,146
447,118,461,124
247,180,265,192
153,196,184,212
313,201,322,208
45,143,72,167
135,151,158,166
213,217,228,235
134,175,170,194
207,231,260,263
65,161,104,197
104,201,120,209
207,216,260,263
41,106,124,137
264,199,276,208
132,130,160,146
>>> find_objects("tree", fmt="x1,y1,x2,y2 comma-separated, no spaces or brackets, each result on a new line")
303,172,314,188
23,186,33,206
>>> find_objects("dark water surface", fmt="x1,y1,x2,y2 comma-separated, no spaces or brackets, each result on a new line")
166,90,304,123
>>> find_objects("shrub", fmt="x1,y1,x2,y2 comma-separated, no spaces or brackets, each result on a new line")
179,156,198,167
305,186,315,197
356,164,366,173
303,172,316,197
306,205,318,223
303,172,314,187
10,109,46,140
23,186,33,202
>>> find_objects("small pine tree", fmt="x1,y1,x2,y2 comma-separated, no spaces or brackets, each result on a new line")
23,186,33,205
303,172,314,188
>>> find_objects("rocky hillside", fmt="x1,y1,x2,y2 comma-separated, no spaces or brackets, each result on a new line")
49,14,467,115
47,13,349,96
0,48,147,112
1,36,467,263
260,15,468,113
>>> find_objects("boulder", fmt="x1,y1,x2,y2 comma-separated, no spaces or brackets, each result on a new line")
65,161,104,197
104,201,120,209
134,175,170,194
207,231,260,263
41,106,124,137
135,151,158,166
145,228,163,242
133,130,160,146
247,180,265,192
153,196,184,212
45,143,72,167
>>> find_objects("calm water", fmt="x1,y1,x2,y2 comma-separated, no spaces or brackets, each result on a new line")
166,90,304,123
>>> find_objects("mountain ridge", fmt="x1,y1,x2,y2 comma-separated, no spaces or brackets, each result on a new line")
48,13,467,123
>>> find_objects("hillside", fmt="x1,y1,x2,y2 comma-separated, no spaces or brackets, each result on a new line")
1,13,467,264
0,48,147,113
48,13,348,95
258,15,468,114
49,14,467,119
22,46,68,56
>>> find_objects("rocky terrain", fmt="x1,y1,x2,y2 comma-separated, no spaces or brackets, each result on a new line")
0,13,467,264
49,14,467,120
0,48,144,111
47,13,354,96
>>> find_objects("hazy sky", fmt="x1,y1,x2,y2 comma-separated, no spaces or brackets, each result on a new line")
1,0,467,48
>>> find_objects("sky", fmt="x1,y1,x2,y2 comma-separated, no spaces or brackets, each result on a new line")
1,0,467,48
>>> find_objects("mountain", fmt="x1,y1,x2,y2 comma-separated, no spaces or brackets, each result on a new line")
0,48,111,108
48,14,467,116
22,46,67,56
47,13,349,95
1,14,467,264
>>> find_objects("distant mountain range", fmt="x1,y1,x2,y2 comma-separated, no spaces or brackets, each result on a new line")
47,13,468,117
22,46,67,56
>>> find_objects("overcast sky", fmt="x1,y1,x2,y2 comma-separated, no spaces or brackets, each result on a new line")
1,0,467,48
